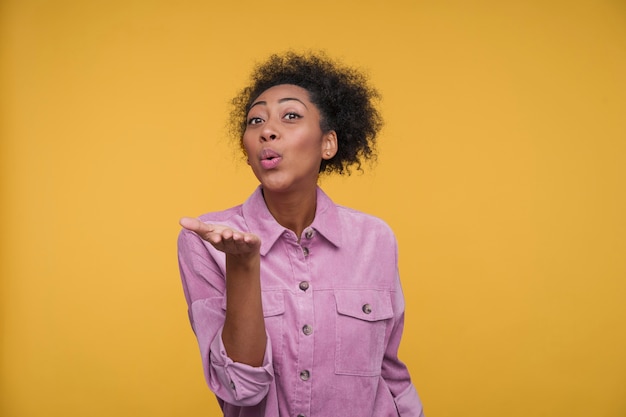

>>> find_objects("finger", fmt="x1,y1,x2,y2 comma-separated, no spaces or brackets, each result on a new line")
243,233,258,245
233,234,253,252
221,228,234,241
180,218,225,244
217,231,243,252
179,217,209,233
234,232,262,253
221,230,245,252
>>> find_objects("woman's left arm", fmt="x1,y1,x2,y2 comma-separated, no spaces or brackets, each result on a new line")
381,235,426,417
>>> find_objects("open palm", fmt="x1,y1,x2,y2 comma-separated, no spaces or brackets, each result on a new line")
179,217,261,256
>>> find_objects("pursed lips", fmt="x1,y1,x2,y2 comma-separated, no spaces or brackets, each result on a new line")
260,148,282,169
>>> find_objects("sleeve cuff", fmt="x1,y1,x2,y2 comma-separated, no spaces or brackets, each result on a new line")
208,326,274,406
394,383,425,417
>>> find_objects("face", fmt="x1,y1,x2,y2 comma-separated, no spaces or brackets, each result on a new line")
243,84,337,194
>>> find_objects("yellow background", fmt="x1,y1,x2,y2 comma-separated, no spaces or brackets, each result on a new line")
2,0,625,416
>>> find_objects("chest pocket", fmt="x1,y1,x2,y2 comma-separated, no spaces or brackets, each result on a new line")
334,289,394,376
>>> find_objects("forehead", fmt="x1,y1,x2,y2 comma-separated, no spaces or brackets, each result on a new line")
251,84,313,105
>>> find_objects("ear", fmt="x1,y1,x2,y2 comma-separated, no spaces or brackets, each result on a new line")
321,130,338,160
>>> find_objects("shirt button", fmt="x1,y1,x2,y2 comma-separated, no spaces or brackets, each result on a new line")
300,370,310,381
302,324,313,335
304,229,314,239
299,281,310,291
302,247,309,256
362,303,372,314
297,414,306,417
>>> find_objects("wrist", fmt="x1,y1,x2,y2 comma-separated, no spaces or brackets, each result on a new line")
226,251,260,271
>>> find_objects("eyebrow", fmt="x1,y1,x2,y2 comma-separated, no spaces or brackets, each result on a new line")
248,97,309,111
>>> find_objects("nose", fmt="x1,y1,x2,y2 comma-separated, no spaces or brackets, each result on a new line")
260,121,279,142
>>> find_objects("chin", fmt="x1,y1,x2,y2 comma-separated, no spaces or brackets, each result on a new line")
255,171,317,195
260,181,294,194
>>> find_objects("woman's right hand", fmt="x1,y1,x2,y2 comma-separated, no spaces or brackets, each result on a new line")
179,217,261,257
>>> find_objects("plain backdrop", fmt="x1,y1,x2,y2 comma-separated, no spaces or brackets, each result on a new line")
1,1,625,416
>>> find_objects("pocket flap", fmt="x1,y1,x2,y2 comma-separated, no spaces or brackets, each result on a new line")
335,289,393,322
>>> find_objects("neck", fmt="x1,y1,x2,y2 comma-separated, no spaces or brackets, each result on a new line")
262,186,317,239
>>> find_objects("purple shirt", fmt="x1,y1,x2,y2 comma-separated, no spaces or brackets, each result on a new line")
178,186,424,417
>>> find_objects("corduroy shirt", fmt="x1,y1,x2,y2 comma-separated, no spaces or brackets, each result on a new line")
177,186,424,417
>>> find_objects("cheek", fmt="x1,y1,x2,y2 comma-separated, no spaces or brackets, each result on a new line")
242,134,254,157
299,134,324,157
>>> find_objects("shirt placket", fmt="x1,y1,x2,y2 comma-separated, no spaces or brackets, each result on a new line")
292,227,316,417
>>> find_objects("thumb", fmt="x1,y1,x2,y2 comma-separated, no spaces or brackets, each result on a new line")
179,217,207,233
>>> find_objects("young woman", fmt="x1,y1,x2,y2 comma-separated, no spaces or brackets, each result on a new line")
177,52,425,417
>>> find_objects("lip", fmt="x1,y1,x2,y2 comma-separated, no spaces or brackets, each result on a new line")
259,148,282,170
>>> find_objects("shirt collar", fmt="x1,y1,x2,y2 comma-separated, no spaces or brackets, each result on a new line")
242,186,343,256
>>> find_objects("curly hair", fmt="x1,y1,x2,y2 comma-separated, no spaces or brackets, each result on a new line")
229,51,383,175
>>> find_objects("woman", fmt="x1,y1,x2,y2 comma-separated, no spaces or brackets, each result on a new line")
178,52,425,417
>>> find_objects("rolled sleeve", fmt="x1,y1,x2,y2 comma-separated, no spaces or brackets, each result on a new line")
394,384,425,417
188,294,275,407
208,326,274,406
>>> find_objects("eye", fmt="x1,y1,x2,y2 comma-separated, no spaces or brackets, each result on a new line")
283,112,301,120
247,117,263,125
